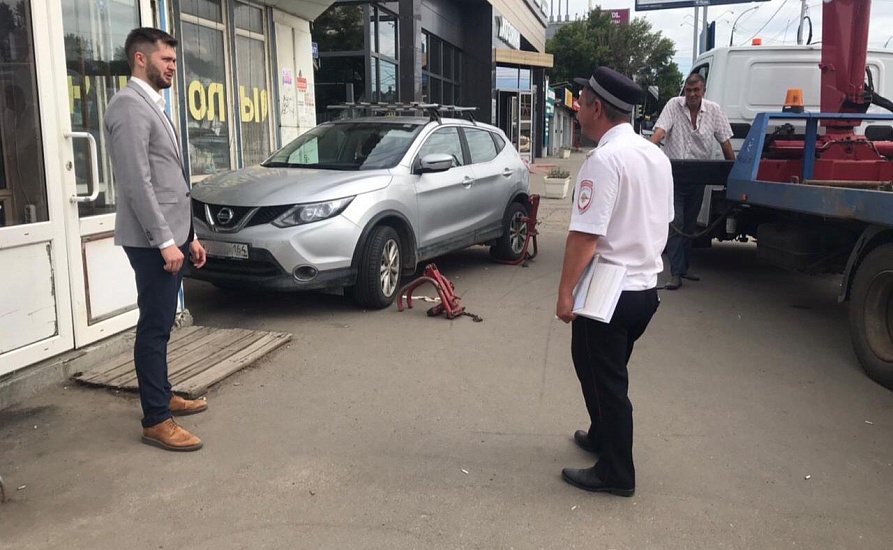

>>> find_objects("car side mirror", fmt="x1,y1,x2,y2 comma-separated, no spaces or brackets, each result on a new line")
416,153,453,174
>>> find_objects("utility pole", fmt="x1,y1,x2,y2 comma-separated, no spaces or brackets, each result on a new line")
796,0,808,44
700,4,708,54
692,6,700,64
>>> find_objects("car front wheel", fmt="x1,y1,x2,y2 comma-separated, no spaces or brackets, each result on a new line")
353,225,402,309
490,201,529,261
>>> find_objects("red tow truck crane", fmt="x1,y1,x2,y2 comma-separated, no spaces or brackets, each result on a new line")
679,0,893,389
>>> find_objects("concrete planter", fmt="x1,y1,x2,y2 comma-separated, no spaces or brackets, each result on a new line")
543,176,570,199
559,148,571,159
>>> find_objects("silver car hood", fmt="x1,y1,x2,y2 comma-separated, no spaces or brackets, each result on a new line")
191,165,394,207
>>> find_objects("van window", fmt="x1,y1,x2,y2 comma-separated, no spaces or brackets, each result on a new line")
681,63,710,95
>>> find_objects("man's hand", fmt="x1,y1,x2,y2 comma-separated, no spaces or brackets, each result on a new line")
161,244,185,273
555,231,599,324
556,293,576,323
189,239,207,269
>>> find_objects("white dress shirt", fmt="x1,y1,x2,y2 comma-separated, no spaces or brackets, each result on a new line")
654,96,733,160
569,124,675,291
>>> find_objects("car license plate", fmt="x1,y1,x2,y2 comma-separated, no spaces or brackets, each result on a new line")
204,240,249,260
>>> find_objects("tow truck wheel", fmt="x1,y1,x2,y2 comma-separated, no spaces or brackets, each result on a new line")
849,243,893,390
490,201,529,261
353,225,402,309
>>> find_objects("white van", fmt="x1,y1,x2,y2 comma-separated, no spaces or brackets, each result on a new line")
690,44,893,154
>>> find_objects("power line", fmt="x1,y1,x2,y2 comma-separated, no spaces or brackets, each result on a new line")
746,0,792,43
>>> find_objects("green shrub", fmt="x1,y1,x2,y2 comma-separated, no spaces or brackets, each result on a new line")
546,168,570,179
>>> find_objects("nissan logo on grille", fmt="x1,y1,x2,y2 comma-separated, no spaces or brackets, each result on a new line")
216,207,235,225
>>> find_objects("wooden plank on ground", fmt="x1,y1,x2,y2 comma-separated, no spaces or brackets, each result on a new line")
79,326,216,387
175,332,292,397
72,326,291,398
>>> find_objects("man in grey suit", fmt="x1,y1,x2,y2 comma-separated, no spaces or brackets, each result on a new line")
105,27,208,451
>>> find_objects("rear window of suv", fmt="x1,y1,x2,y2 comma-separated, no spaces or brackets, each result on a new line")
264,122,423,170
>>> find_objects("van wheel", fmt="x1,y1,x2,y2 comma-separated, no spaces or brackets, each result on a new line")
490,202,529,261
353,226,402,309
849,243,893,390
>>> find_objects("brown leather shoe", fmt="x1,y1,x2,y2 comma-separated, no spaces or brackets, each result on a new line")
169,395,208,416
141,418,203,452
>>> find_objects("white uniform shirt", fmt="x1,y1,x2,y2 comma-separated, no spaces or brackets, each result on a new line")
569,124,674,291
654,96,733,160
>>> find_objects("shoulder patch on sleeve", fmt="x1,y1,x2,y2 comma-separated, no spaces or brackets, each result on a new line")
577,180,593,213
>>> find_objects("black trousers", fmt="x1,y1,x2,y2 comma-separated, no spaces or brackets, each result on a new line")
124,244,187,428
571,288,660,489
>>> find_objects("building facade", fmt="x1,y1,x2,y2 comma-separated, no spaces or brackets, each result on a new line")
0,0,332,378
311,0,551,161
0,0,549,381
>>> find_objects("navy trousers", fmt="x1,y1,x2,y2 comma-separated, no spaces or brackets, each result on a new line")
124,244,187,428
571,288,660,489
665,183,705,277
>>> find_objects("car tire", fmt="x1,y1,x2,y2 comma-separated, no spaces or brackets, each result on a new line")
849,243,893,390
353,225,402,309
490,201,529,262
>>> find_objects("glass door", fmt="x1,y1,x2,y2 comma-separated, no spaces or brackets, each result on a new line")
60,0,144,345
0,0,74,374
517,91,532,163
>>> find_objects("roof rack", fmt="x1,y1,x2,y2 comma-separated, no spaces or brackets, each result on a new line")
326,102,478,125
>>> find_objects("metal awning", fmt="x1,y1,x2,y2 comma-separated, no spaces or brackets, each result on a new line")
265,0,336,21
494,49,553,68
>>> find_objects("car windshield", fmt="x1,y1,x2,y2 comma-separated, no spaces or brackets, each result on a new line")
263,122,423,170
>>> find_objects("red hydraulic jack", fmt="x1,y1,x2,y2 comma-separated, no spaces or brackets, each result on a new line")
396,264,480,321
493,194,540,266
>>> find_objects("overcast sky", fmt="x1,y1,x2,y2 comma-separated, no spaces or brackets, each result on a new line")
553,0,893,75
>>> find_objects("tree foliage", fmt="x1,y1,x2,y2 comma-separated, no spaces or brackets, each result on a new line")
546,8,683,113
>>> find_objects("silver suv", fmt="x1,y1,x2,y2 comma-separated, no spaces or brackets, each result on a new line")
187,113,531,308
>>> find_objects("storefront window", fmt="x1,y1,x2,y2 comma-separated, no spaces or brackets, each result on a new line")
235,2,270,167
315,56,366,121
0,0,48,227
422,33,461,105
181,0,223,22
379,60,397,102
377,10,397,59
314,5,365,53
443,44,453,81
236,35,269,166
234,2,264,33
429,38,441,74
62,0,137,218
182,21,231,175
496,66,531,91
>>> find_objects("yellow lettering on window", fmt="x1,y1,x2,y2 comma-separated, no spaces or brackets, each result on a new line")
208,83,226,122
240,86,255,122
188,80,207,121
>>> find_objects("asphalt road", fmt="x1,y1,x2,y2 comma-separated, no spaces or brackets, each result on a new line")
2,199,892,549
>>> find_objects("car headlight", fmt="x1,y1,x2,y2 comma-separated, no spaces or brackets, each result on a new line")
272,197,355,228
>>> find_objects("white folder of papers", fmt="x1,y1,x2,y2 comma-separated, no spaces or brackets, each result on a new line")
572,256,626,323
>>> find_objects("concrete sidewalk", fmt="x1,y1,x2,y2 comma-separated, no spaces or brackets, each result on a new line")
3,146,893,549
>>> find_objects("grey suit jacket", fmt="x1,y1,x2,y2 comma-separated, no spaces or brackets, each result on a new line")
105,80,192,248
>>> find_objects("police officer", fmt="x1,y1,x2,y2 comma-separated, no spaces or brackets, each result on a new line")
555,67,674,496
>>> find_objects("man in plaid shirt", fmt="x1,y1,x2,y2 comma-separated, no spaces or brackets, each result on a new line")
650,73,735,290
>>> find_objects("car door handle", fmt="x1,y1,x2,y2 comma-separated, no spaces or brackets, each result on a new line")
502,168,514,177
462,176,475,187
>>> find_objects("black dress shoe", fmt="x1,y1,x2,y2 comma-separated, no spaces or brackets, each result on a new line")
573,430,599,454
561,466,634,497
